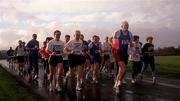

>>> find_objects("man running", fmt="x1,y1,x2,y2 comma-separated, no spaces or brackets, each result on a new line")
26,34,39,81
128,35,142,84
102,36,112,78
113,21,133,94
63,34,70,77
7,47,15,68
46,30,64,92
89,35,102,84
64,30,84,91
15,40,26,76
80,34,90,82
108,37,115,79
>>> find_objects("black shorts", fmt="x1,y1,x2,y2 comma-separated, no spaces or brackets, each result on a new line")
117,50,129,65
49,55,63,67
104,54,110,61
68,54,85,67
90,54,101,64
84,54,91,60
63,60,69,70
17,56,24,63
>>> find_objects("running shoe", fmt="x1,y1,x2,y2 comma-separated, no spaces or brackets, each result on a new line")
76,82,82,91
33,75,38,80
131,79,136,84
49,83,53,92
153,77,156,84
122,79,127,84
55,84,62,92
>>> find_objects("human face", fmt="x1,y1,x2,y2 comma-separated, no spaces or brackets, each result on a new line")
75,31,81,40
65,36,70,42
54,32,61,41
32,34,37,40
108,37,113,43
18,40,22,45
134,39,139,43
80,35,84,40
121,21,129,32
148,39,153,44
105,36,108,42
93,36,98,43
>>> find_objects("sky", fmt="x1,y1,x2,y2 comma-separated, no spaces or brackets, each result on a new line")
0,0,180,50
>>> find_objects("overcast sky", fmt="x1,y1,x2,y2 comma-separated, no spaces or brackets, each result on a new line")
0,0,180,50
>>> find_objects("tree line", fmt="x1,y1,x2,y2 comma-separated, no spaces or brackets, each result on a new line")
0,46,180,59
154,46,180,56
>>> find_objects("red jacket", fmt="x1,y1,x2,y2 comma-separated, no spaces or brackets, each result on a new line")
40,44,49,59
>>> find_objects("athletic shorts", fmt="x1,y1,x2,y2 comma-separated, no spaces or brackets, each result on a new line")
63,60,69,70
104,54,110,61
84,54,91,60
114,49,129,65
90,54,101,64
49,55,63,67
17,56,25,63
68,54,85,67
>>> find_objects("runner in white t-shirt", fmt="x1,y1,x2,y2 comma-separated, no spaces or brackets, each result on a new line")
128,35,142,84
46,30,65,92
102,36,112,78
64,30,84,91
15,40,26,76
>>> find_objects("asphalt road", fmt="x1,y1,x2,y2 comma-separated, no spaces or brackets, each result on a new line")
0,60,180,101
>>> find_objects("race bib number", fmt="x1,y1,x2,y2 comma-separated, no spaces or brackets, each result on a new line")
74,43,82,54
95,50,100,54
53,45,63,55
121,40,129,45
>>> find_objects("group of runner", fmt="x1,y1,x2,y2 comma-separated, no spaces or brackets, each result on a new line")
6,20,156,94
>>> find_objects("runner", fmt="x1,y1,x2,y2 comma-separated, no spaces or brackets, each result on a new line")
63,34,70,77
89,35,102,84
108,36,115,79
46,30,64,92
102,36,112,78
40,40,50,85
128,35,142,84
26,34,39,81
141,36,156,84
80,34,90,83
113,20,133,94
64,30,84,91
7,47,15,69
14,40,26,76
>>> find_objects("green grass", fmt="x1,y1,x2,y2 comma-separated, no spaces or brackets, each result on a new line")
155,56,180,76
0,66,39,101
126,56,180,78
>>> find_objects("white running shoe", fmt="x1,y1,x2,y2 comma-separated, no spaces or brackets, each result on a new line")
33,75,38,80
131,79,136,84
56,84,62,92
113,82,117,89
76,82,82,91
122,79,127,84
85,73,89,80
49,83,53,92
95,80,99,84
153,77,156,84
92,80,99,84
115,85,120,94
